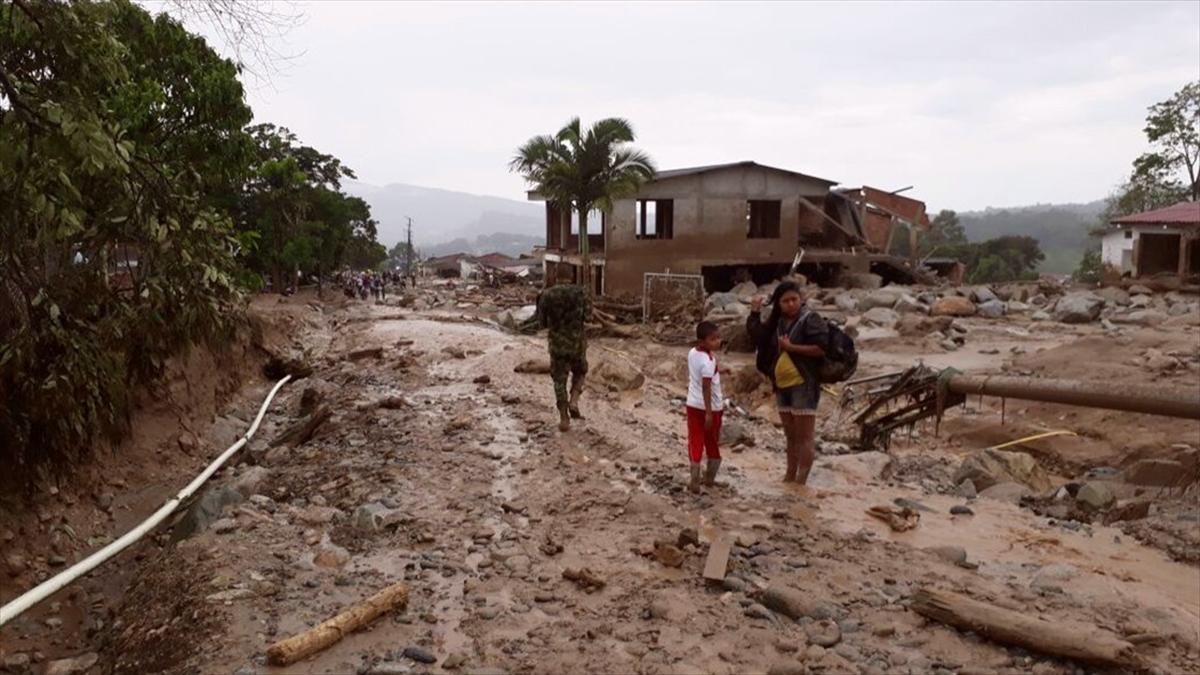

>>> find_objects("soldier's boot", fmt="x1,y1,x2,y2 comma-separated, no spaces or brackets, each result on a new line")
704,459,722,487
688,463,703,494
568,376,585,419
558,403,571,432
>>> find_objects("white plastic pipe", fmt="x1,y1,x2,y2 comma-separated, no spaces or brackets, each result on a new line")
0,375,292,627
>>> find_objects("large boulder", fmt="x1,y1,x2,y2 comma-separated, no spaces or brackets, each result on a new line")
706,302,750,323
977,481,1033,504
971,286,999,304
953,448,1053,492
1113,309,1168,326
705,292,741,313
1075,482,1116,511
1122,459,1190,487
896,314,954,337
1095,287,1130,306
860,288,905,311
930,296,976,317
731,281,760,302
893,294,927,314
834,293,859,313
591,358,645,391
976,299,1006,319
1052,293,1104,324
842,273,882,290
861,307,899,328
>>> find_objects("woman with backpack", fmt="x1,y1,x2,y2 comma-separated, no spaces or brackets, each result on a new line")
747,281,828,485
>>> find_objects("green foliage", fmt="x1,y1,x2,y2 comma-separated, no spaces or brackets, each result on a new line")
0,0,252,483
918,209,967,256
937,235,1045,284
958,203,1101,274
1073,249,1103,284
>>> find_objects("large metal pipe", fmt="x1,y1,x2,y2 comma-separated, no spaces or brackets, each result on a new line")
946,374,1200,420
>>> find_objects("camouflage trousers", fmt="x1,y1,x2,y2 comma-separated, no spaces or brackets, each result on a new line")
550,350,588,411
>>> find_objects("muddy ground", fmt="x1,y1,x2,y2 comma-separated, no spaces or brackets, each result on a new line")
2,287,1198,675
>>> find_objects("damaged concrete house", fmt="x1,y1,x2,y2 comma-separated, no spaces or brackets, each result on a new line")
531,161,938,297
1101,200,1200,284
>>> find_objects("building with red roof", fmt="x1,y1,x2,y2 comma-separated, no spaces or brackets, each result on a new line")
1102,201,1200,281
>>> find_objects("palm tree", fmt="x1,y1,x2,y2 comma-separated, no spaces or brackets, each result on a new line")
509,117,655,294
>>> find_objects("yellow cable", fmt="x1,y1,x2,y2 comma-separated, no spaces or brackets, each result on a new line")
989,429,1077,450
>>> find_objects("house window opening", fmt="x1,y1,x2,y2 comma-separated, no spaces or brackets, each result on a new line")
747,200,782,239
637,199,673,239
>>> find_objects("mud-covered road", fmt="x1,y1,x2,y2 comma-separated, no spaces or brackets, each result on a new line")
4,295,1199,675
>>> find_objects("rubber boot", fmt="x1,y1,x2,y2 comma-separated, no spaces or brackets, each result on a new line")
704,459,722,486
688,463,703,494
568,376,585,419
558,404,571,432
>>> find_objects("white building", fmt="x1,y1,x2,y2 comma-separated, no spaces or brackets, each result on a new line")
1101,201,1200,280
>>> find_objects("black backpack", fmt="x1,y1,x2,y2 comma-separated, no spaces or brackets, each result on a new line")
816,320,858,384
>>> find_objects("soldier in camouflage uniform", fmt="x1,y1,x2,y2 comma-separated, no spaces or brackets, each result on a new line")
535,283,590,431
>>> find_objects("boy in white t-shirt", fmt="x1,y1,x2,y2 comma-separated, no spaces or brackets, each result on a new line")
686,321,724,493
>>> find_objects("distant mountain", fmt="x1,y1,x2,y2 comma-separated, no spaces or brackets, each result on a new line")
958,200,1106,274
423,232,544,258
345,180,543,250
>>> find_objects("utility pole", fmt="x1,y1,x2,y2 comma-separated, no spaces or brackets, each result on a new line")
404,216,415,286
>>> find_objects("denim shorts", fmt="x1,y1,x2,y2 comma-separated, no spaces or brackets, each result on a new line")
776,383,819,416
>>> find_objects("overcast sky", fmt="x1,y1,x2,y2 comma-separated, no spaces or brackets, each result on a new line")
176,1,1198,212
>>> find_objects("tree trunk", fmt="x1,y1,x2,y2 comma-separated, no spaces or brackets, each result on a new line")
579,206,592,296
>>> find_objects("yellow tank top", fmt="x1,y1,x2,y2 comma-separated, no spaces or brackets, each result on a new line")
774,352,804,389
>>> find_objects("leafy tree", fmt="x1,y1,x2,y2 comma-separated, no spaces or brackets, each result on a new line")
510,117,655,293
918,209,967,256
1074,249,1103,284
1,0,253,481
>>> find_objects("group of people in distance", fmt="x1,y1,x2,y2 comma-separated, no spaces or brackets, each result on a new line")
532,279,827,492
341,270,407,301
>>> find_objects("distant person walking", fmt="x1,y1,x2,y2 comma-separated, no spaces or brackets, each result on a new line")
537,282,590,432
747,281,827,484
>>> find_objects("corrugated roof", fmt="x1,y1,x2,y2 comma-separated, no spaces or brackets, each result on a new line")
653,161,837,185
1111,201,1200,226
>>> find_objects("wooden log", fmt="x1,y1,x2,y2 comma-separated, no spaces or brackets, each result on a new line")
702,534,733,581
347,346,384,361
909,588,1137,668
270,406,331,448
266,581,409,666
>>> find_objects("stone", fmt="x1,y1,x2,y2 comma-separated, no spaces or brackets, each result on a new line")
744,603,778,622
443,653,468,670
834,294,859,313
806,619,842,647
976,300,1006,318
950,505,974,516
1168,302,1199,317
5,552,27,576
1116,309,1168,326
173,485,245,541
1095,287,1130,306
820,451,893,482
719,421,753,447
862,307,900,328
513,358,552,374
930,296,976,317
705,292,741,313
1053,293,1104,323
925,545,967,565
761,586,838,620
648,596,683,622
978,481,1033,504
1124,459,1190,487
314,537,351,568
368,663,412,675
731,281,760,301
210,518,238,534
972,286,999,303
1075,482,1116,511
3,654,31,670
723,576,748,593
353,502,401,531
1103,500,1151,524
955,479,977,499
653,543,685,568
1129,284,1153,295
231,465,271,498
1031,563,1077,592
1128,294,1152,308
403,646,437,664
1031,310,1051,321
894,294,927,314
591,358,645,391
1008,301,1031,313
896,314,953,337
297,506,342,525
43,653,99,675
861,288,905,311
767,662,807,675
954,448,1052,492
843,272,882,290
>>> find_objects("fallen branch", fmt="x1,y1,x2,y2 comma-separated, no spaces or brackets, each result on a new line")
270,406,331,448
266,581,409,666
909,588,1137,668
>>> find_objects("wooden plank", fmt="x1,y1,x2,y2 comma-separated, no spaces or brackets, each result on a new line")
702,534,733,581
910,588,1137,668
267,581,409,666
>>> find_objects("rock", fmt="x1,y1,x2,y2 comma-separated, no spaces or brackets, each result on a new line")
591,358,645,391
954,448,1052,492
707,302,750,323
653,543,685,568
210,518,238,534
443,653,468,670
761,586,838,620
950,505,974,516
1104,500,1152,524
896,314,953,337
513,358,551,374
767,662,807,675
648,595,684,622
1123,459,1189,487
1115,309,1168,326
231,465,271,498
806,619,842,647
1031,563,1077,592
676,528,700,549
1129,284,1153,295
744,603,777,622
723,576,748,593
403,646,438,664
368,662,412,675
1095,287,1130,306
43,653,99,675
1007,301,1031,313
834,294,859,313
5,553,27,577
719,421,752,447
314,536,351,568
820,451,893,482
861,288,904,311
1075,482,1116,511
976,300,1006,318
731,281,760,302
1031,310,1051,321
971,286,998,303
1168,302,1199,317
931,296,976,317
862,307,900,328
297,506,342,525
173,485,245,540
842,272,882,290
1128,294,1153,308
3,654,31,670
705,292,741,313
925,545,967,565
955,479,977,499
893,294,927,314
354,502,401,530
978,481,1033,504
1052,293,1104,323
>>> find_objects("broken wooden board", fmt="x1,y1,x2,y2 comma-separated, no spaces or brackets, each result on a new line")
266,581,408,666
702,534,734,581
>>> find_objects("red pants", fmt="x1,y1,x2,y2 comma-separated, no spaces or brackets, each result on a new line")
686,406,723,463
